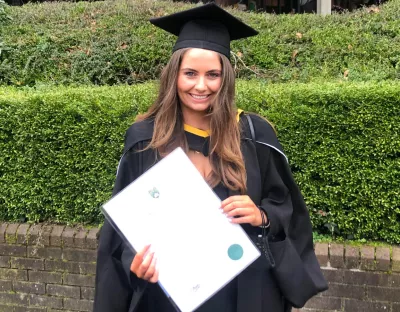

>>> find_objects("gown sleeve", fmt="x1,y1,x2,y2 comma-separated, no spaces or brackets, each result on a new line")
251,114,328,308
93,142,147,312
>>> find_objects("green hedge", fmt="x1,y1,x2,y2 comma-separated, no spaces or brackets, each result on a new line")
1,81,399,243
0,0,399,86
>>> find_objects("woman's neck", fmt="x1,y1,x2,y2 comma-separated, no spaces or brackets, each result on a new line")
182,108,211,130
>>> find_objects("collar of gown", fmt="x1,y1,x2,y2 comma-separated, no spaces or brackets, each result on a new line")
183,109,243,157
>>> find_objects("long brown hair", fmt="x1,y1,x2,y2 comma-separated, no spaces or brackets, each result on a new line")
137,48,247,194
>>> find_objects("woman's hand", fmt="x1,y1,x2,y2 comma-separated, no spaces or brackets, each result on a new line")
221,195,266,227
130,244,159,283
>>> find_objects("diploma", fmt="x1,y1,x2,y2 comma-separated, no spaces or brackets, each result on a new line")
102,147,260,312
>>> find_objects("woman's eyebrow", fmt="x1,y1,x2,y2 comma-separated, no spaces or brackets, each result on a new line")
181,67,198,72
180,68,222,73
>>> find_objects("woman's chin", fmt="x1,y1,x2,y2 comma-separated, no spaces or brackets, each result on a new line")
183,103,211,114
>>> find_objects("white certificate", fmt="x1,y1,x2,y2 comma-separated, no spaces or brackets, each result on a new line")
102,147,260,312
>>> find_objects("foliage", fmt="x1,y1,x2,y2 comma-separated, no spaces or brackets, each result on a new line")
236,80,400,244
0,81,399,244
0,0,399,86
0,0,11,24
0,84,155,224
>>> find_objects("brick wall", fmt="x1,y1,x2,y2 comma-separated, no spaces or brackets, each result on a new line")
1,223,400,312
0,223,99,312
295,243,400,312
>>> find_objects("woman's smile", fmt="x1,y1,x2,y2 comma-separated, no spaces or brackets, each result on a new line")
190,94,211,101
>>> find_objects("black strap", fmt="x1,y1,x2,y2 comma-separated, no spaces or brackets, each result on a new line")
243,113,275,268
245,114,256,142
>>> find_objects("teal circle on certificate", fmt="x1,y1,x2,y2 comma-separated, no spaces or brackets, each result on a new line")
228,244,243,260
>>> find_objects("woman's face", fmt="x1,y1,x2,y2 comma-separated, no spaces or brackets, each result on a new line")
177,48,222,114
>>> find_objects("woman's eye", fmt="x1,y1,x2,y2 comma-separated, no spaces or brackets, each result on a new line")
208,72,221,78
184,71,196,77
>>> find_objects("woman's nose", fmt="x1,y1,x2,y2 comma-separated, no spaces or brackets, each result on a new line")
195,76,206,92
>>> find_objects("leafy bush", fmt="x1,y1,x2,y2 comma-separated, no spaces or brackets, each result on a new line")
1,81,399,243
0,0,11,24
0,84,155,224
0,0,399,86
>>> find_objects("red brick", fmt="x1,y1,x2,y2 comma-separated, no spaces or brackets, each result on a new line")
14,307,46,312
74,227,88,249
361,246,375,271
390,274,400,287
321,283,365,300
11,257,44,270
45,259,66,272
0,223,7,243
0,244,26,256
345,245,359,269
75,262,96,275
50,225,65,247
27,224,43,245
64,273,95,287
375,247,390,271
62,248,96,262
314,243,328,266
39,225,53,246
16,223,31,244
27,246,62,260
304,296,342,310
0,280,12,291
367,286,400,302
0,256,10,268
62,227,76,248
29,271,62,284
86,227,99,249
64,298,93,311
0,268,28,280
344,299,390,311
322,268,344,283
330,243,344,268
0,292,29,305
5,223,19,243
29,294,63,309
13,281,45,294
46,284,80,298
81,287,95,300
344,270,389,287
393,247,400,272
45,260,96,275
0,304,10,312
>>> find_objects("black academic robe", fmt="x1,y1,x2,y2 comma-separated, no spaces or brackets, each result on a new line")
93,113,328,312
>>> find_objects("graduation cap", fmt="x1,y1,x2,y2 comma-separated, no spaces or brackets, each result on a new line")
150,3,258,58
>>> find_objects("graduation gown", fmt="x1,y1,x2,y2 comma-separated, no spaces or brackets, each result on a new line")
93,113,328,312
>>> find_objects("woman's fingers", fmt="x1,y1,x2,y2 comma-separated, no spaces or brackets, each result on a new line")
130,245,159,282
137,251,155,278
144,256,157,282
222,201,248,213
149,266,159,283
221,195,248,207
221,195,262,226
230,216,253,224
130,244,151,273
226,207,250,218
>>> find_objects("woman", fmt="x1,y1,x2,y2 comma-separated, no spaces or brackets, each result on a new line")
94,3,327,312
